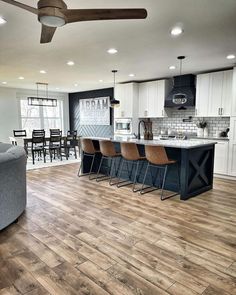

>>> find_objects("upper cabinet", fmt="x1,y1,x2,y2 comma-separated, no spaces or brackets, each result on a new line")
196,69,233,117
231,67,236,116
138,80,171,118
114,83,139,119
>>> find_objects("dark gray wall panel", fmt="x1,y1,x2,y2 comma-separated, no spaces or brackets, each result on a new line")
69,88,114,137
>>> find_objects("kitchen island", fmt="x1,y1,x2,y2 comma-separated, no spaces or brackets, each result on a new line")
81,136,217,200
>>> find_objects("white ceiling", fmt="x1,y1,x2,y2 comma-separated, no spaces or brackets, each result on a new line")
0,0,236,93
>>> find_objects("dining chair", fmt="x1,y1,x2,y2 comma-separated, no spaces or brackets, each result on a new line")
31,130,46,164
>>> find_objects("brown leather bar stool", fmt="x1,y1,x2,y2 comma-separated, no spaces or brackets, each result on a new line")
117,142,146,192
96,140,121,185
78,138,100,180
140,145,180,200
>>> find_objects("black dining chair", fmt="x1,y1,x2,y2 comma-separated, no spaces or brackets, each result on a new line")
31,130,46,165
63,130,78,160
47,129,62,162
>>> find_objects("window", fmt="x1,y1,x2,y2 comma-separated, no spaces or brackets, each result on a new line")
20,99,64,136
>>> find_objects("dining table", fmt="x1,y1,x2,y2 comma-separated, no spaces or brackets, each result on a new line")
12,135,81,156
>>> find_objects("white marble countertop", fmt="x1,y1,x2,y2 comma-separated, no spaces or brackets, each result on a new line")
85,136,217,149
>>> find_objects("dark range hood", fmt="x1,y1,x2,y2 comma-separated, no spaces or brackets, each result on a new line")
165,74,196,108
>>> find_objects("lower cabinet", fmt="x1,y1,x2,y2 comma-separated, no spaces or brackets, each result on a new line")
214,141,229,175
228,117,236,176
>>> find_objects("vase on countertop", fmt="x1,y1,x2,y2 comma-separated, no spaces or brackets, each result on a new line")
197,128,204,137
203,127,209,138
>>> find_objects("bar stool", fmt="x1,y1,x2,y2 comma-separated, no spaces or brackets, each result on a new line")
140,145,180,200
96,140,121,185
78,138,100,180
117,142,146,192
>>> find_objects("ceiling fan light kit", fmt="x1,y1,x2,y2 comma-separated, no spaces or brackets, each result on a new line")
0,0,147,44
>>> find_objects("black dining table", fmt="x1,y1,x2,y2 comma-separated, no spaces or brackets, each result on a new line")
13,136,81,155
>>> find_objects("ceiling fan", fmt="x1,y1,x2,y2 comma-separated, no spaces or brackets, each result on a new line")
0,0,148,44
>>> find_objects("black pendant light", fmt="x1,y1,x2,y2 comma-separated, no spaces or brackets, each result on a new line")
177,56,187,110
110,70,120,108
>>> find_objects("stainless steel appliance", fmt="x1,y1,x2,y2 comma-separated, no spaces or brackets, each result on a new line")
114,118,132,135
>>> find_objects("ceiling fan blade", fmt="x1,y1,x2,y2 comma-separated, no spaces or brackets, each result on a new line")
40,25,57,44
0,0,38,14
64,9,147,24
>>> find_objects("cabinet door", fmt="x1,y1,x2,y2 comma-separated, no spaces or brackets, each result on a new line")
114,85,124,118
195,74,210,117
221,70,233,116
157,80,166,117
147,81,158,117
214,141,229,174
228,117,236,176
139,83,148,118
208,72,223,117
231,68,236,116
123,84,133,118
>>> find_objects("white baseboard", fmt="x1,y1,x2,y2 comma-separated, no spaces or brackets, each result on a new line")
214,173,236,180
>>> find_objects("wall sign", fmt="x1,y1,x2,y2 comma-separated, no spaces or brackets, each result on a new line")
79,96,111,125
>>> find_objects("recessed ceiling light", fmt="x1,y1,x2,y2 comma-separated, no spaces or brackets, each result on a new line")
99,79,103,83
107,48,118,55
18,76,24,80
56,87,60,90
0,17,7,25
171,26,184,36
129,74,135,77
74,83,78,87
40,70,47,74
67,61,75,66
169,65,176,70
227,54,235,60
2,81,7,84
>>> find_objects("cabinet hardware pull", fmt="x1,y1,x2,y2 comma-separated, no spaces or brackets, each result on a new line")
218,108,220,115
221,108,223,115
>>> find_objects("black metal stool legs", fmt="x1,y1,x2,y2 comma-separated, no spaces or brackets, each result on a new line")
78,153,97,180
140,162,180,200
161,163,180,201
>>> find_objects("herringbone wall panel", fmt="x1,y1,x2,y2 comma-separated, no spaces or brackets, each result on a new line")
69,88,114,137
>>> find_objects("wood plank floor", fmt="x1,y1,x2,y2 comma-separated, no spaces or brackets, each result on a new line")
1,163,236,295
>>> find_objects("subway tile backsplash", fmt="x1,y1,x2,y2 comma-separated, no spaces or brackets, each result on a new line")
151,108,230,137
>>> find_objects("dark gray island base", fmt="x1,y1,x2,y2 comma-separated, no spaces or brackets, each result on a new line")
81,137,216,200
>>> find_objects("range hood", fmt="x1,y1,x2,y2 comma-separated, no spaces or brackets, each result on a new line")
165,74,196,108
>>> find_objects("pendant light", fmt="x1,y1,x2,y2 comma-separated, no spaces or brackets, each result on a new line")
110,70,120,108
177,56,186,110
28,82,57,107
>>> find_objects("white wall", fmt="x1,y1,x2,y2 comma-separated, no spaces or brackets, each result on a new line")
0,87,69,143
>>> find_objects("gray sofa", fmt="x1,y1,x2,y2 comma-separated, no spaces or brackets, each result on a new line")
0,143,27,230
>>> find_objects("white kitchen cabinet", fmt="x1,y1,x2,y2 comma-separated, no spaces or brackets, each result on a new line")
208,71,224,116
228,117,236,176
195,69,233,117
222,70,233,116
231,67,236,116
214,140,229,175
138,82,148,118
114,83,138,119
138,80,170,118
195,73,210,117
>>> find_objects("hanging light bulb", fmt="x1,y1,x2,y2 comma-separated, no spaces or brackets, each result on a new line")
110,70,120,108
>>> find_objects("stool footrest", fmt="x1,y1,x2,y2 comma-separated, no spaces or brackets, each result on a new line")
140,186,160,195
161,192,179,201
117,180,133,188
